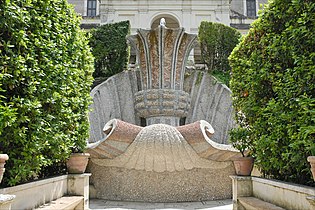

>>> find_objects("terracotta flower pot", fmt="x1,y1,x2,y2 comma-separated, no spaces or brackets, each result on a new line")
0,154,9,183
307,156,315,181
233,156,254,176
66,153,90,174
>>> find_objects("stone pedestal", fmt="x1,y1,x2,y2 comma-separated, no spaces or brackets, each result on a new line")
134,89,190,126
67,173,91,210
230,176,253,210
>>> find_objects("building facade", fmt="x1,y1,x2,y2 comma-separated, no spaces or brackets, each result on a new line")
68,0,268,33
99,0,231,34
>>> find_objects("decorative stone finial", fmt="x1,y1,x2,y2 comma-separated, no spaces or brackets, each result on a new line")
160,18,166,27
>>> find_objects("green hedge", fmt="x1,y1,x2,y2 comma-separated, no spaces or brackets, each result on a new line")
0,0,94,186
198,21,241,86
89,21,130,86
229,0,315,186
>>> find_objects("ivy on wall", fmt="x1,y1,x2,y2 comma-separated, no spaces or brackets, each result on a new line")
229,0,315,186
198,21,241,86
0,0,94,186
89,20,130,87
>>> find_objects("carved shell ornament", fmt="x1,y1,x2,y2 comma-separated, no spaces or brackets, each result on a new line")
87,119,241,172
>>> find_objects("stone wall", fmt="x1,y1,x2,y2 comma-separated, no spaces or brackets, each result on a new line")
88,162,235,202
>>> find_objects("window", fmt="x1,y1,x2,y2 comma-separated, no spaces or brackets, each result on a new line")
87,0,97,17
246,0,256,17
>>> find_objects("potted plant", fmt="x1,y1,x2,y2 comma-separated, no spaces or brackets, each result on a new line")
66,140,90,174
0,154,9,183
308,156,315,181
307,141,315,181
229,127,254,176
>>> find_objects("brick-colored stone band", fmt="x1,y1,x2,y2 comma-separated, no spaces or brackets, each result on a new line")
87,119,142,159
177,120,241,161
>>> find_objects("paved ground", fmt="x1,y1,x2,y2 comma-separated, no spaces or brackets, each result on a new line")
89,199,233,210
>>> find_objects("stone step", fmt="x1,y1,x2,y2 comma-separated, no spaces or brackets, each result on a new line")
35,196,84,210
238,197,285,210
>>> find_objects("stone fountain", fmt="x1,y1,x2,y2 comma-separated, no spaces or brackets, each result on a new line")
87,20,240,202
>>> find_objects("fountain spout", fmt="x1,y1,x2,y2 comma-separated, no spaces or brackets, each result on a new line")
160,18,166,27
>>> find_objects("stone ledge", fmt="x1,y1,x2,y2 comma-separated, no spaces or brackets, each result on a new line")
251,176,315,195
238,197,285,210
231,176,315,210
35,196,84,210
0,175,68,194
0,194,15,204
0,174,90,210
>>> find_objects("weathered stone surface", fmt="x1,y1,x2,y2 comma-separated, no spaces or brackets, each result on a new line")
127,26,197,91
177,120,241,161
87,163,235,202
88,71,140,143
184,71,236,144
89,123,231,172
87,119,240,202
89,70,235,144
127,26,196,126
87,23,237,204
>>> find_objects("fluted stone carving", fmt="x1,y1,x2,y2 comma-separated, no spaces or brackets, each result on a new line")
88,71,235,144
127,25,197,126
127,26,196,90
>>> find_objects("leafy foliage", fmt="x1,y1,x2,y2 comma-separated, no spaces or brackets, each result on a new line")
0,0,94,186
198,21,241,86
89,21,130,86
229,0,315,186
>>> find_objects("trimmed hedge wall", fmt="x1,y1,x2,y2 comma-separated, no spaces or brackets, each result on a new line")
199,21,241,86
89,20,130,86
0,0,94,186
229,0,315,186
